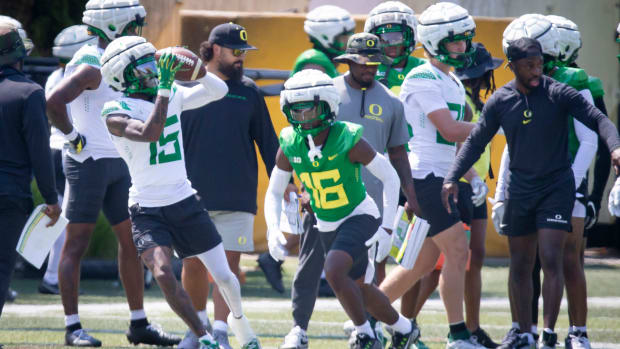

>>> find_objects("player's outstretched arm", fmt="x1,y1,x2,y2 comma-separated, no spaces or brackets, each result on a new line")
181,72,228,111
47,64,100,135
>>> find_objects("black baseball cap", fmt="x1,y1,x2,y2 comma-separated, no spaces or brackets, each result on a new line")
506,37,542,62
208,22,257,50
455,42,503,80
333,33,390,65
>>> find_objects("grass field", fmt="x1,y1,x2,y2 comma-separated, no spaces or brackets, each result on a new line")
2,256,620,348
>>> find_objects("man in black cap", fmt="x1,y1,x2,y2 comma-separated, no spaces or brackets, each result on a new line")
179,23,287,349
0,24,61,318
442,37,620,348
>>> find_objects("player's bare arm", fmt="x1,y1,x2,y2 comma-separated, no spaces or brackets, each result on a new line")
347,137,377,165
106,95,169,142
47,64,101,134
428,108,474,143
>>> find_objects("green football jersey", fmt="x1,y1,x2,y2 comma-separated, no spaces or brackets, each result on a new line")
291,49,339,78
551,66,589,161
375,56,426,96
280,121,367,222
587,76,604,99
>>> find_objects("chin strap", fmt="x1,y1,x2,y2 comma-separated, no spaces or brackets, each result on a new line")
307,134,323,162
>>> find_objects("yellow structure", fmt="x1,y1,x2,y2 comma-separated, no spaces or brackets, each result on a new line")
153,11,516,256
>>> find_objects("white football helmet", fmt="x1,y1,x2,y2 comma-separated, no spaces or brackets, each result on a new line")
364,1,417,62
82,0,146,43
546,15,581,64
304,5,355,58
100,36,157,94
53,25,98,62
416,2,476,68
280,69,340,136
0,15,33,55
502,14,559,59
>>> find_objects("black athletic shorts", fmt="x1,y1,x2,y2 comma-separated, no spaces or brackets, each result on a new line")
319,214,380,281
51,148,65,198
63,156,131,225
502,174,575,236
414,174,472,237
129,194,222,258
472,196,488,220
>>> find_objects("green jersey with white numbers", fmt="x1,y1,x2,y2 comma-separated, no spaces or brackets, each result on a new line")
375,56,426,96
280,121,367,222
551,66,590,161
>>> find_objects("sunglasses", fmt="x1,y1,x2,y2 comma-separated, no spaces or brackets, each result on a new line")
232,48,248,57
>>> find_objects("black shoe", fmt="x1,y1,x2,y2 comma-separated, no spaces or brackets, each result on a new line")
318,278,335,298
540,331,558,348
39,280,60,295
472,327,499,348
5,288,17,302
498,328,521,349
351,333,383,349
389,320,420,349
65,329,102,347
126,322,181,346
257,252,284,293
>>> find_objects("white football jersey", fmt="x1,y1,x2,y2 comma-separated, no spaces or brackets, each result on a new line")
65,44,121,162
400,62,466,179
102,76,228,207
45,67,70,150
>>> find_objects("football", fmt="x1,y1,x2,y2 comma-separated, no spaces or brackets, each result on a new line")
155,46,206,81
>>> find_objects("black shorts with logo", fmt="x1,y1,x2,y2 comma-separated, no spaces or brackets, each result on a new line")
502,174,575,236
413,174,473,237
319,214,380,281
129,194,222,258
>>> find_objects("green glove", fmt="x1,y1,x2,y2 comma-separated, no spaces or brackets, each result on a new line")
157,52,183,93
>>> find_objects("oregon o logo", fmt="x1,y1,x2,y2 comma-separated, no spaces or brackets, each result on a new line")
369,104,383,116
312,160,320,167
398,73,405,80
240,30,248,41
523,109,532,118
366,39,375,47
238,236,247,245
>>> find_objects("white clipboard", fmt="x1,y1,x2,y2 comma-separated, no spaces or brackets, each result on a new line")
16,204,67,269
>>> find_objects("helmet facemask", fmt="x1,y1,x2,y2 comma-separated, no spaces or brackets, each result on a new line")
374,23,414,66
122,54,158,96
284,96,334,137
435,30,475,68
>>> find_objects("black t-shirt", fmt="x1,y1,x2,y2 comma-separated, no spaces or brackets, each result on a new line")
0,67,57,205
446,75,620,198
180,76,278,213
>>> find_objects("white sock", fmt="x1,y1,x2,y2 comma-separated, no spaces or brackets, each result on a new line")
512,322,519,329
543,328,554,334
43,227,65,284
355,321,375,338
65,314,80,327
213,320,228,333
531,325,538,334
389,314,412,334
195,243,243,318
130,309,146,321
197,310,209,326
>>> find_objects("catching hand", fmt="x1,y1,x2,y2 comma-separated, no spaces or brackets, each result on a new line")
157,52,183,92
268,228,288,262
365,227,392,262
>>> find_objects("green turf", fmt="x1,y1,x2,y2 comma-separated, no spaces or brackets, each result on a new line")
1,257,620,348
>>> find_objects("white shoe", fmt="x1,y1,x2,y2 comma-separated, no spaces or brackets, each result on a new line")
227,313,260,348
198,334,219,349
566,331,591,349
344,320,355,337
213,329,232,349
178,329,199,349
446,337,485,349
281,326,308,349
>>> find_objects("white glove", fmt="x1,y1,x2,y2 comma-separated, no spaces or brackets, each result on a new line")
470,177,489,207
365,227,392,263
608,177,620,217
488,197,505,235
267,228,288,262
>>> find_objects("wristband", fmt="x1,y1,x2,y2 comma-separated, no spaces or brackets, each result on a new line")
157,89,171,98
64,127,78,142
